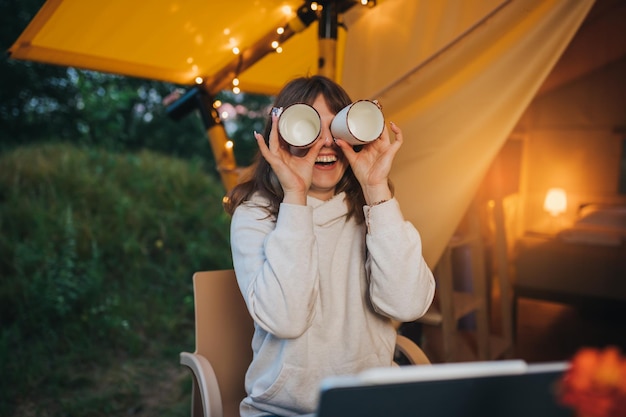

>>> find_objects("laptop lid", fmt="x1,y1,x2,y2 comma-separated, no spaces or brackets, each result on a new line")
316,360,572,417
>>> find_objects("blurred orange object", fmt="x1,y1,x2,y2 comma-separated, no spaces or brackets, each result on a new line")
559,346,626,417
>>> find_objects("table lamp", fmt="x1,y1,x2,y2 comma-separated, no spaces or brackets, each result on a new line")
543,188,567,216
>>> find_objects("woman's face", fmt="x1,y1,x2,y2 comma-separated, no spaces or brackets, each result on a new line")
293,94,349,201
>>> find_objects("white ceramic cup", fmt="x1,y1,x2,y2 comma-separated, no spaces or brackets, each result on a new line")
276,103,321,148
330,100,384,146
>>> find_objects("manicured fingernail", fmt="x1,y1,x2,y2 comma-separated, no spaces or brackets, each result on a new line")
271,107,283,117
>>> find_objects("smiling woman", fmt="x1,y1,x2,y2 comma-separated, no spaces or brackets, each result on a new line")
223,75,435,417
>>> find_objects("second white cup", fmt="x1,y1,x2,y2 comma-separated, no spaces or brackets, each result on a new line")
277,103,321,148
331,100,384,146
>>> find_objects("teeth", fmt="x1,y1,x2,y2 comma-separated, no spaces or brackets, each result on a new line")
316,155,337,163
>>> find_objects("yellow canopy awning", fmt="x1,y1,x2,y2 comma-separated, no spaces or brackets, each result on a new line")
8,0,349,95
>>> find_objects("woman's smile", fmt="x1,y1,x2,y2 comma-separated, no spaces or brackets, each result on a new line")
305,94,349,201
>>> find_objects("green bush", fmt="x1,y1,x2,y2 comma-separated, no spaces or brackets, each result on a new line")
0,143,233,416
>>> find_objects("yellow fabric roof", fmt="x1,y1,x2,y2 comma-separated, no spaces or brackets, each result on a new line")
8,0,346,95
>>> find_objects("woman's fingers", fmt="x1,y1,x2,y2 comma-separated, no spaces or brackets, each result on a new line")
338,121,405,188
254,130,266,151
268,113,281,153
254,130,276,165
334,138,357,165
389,121,403,147
303,135,327,162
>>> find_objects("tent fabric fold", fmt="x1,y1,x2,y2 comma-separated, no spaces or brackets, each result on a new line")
341,0,594,265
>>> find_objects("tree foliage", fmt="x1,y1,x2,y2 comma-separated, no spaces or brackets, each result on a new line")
0,143,233,416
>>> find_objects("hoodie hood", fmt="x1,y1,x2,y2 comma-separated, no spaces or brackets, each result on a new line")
307,192,348,228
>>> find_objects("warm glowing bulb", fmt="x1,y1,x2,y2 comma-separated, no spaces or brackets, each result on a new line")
194,77,203,84
276,46,283,54
277,27,285,35
232,47,240,55
543,188,567,216
213,100,222,108
311,2,319,11
271,41,279,49
233,86,241,94
232,77,240,86
280,5,292,16
361,0,368,4
225,140,234,150
221,111,229,119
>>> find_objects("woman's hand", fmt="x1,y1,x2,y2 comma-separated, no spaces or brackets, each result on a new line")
335,121,403,205
255,113,326,205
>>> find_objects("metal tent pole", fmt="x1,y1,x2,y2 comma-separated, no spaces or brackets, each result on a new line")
318,1,339,80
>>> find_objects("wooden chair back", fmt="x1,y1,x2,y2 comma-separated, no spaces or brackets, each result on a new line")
191,270,254,417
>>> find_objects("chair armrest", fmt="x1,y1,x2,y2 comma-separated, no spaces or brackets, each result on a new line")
395,334,431,365
180,351,223,417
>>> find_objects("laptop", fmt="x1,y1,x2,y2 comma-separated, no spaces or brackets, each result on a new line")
315,360,573,417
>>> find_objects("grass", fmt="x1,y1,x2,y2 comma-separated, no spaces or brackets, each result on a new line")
0,143,233,416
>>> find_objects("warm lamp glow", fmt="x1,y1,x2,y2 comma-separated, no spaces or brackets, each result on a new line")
543,188,567,216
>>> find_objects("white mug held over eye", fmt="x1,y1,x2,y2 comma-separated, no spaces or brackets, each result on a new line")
275,103,322,148
331,100,385,146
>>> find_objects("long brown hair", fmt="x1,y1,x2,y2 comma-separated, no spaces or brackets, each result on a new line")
224,75,366,223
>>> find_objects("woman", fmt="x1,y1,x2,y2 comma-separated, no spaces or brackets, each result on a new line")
224,75,435,417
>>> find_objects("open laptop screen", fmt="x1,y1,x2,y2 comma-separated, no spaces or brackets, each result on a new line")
316,361,572,417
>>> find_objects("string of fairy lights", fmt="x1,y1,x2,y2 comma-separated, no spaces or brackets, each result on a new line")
184,0,377,174
192,0,376,96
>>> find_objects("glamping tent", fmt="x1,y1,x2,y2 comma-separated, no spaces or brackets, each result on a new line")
9,0,626,347
8,0,601,265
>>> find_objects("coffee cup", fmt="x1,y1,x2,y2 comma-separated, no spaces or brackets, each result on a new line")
275,103,321,148
330,100,384,146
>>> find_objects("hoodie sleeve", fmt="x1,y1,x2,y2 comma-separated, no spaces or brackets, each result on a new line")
231,200,319,339
363,198,435,322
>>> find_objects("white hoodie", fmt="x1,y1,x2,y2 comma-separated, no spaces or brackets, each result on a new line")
230,192,435,416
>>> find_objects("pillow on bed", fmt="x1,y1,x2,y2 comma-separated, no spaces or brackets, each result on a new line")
576,204,626,232
557,204,626,246
558,227,622,246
